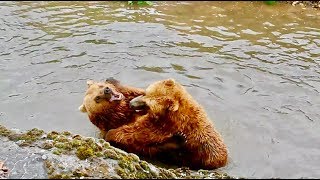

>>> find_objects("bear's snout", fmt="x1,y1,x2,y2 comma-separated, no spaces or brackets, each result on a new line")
104,87,111,94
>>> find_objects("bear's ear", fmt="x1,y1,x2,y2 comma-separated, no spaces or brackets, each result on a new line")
167,98,179,112
87,80,94,88
106,77,120,85
164,78,175,86
78,104,87,113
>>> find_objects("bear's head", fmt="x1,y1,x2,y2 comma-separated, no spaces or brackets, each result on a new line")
129,78,181,117
79,78,125,116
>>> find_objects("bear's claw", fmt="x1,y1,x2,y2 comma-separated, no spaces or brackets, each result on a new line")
173,132,187,145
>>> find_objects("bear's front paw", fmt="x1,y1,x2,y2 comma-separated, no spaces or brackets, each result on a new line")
172,132,187,145
105,129,117,141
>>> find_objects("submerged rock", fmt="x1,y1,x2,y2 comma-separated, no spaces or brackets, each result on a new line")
0,124,241,179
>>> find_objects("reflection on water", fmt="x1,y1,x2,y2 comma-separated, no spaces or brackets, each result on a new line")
0,1,319,178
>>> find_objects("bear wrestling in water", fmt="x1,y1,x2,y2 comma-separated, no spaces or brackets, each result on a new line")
79,78,186,161
105,78,228,170
78,78,146,134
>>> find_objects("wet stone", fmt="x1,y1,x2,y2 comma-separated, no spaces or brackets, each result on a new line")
0,137,48,179
0,125,238,179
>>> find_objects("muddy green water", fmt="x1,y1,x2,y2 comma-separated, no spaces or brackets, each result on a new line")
0,1,319,178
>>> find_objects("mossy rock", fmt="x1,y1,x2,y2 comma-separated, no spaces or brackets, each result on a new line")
76,145,94,160
42,140,54,149
115,156,158,179
54,142,73,151
62,131,71,136
0,125,12,136
103,149,121,160
1,125,239,179
54,135,69,143
72,134,83,140
47,131,60,140
26,128,44,137
52,149,63,156
48,173,72,179
6,128,44,146
71,139,83,148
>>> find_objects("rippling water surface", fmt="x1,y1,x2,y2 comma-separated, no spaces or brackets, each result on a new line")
0,1,319,178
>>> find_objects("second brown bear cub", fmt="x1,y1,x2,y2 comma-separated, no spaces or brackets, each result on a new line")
79,78,185,161
106,78,228,170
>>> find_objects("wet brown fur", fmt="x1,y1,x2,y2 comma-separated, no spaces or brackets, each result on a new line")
106,78,228,170
79,78,185,161
79,78,145,134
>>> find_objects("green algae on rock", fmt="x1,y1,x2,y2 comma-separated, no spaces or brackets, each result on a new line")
41,140,54,149
0,124,240,179
76,145,94,160
6,127,44,146
104,148,121,160
0,125,12,136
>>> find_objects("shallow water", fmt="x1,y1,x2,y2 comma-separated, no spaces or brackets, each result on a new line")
0,1,319,178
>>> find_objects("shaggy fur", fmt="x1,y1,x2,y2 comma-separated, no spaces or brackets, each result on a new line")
106,78,228,170
79,78,145,133
79,78,185,161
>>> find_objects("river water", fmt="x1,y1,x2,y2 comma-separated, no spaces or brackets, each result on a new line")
0,1,319,178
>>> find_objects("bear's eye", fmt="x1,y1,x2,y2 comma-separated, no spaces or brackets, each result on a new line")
94,96,101,102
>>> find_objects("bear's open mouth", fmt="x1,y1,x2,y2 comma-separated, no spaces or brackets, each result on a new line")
109,92,124,102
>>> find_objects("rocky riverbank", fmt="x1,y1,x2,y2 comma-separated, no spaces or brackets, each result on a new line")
284,1,320,9
0,124,240,179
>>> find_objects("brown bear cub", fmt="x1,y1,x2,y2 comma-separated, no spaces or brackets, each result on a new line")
106,78,228,170
79,78,186,161
79,77,146,133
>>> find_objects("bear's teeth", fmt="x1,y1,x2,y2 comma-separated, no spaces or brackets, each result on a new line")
135,110,142,112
